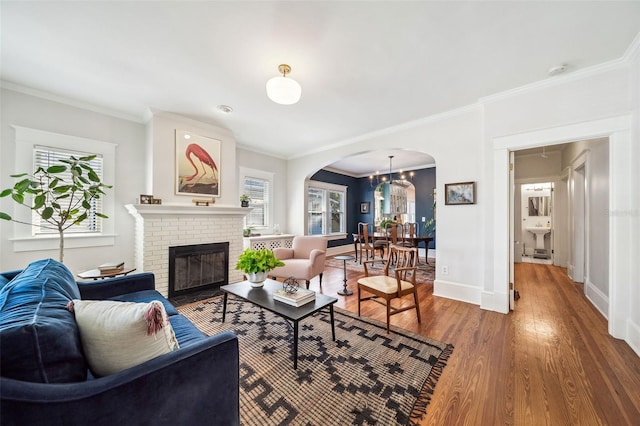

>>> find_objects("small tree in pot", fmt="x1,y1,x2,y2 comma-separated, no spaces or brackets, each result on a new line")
0,155,112,263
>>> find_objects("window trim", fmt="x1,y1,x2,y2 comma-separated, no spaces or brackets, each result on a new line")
239,167,274,230
9,126,117,252
305,180,348,238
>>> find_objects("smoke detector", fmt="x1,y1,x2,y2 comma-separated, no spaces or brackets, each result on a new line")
216,105,233,113
548,64,567,76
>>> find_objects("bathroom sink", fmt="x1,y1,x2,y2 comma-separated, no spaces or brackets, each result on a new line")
526,227,551,235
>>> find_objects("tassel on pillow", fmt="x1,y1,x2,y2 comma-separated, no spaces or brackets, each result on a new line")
144,301,166,336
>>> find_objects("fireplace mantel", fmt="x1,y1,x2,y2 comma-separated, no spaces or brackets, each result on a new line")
125,204,251,217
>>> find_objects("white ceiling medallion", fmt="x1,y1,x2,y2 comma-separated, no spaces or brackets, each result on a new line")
266,64,302,105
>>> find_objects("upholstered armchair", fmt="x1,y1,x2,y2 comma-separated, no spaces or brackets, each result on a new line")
270,236,327,289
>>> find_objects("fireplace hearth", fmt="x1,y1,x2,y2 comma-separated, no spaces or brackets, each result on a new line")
168,242,229,298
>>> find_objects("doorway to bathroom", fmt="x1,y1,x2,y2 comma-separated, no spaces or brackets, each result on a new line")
519,182,553,265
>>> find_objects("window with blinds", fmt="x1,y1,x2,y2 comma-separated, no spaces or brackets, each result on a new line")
33,146,104,235
243,176,269,228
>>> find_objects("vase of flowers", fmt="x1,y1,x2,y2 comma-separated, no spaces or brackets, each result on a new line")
235,248,285,288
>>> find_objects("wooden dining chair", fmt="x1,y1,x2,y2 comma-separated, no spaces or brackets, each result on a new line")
357,245,421,333
357,222,374,263
384,222,402,263
401,222,419,248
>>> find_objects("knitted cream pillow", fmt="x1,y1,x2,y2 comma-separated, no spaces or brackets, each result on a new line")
68,299,179,377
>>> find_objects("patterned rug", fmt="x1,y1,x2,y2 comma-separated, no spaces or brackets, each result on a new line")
178,296,452,426
325,255,436,283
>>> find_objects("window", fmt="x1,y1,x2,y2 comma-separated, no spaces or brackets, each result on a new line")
10,126,116,253
239,167,273,229
306,181,347,236
33,146,104,235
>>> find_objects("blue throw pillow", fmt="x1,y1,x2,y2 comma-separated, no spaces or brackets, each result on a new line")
0,258,87,383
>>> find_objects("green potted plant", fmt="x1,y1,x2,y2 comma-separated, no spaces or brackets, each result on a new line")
422,217,436,236
0,154,112,262
240,194,251,207
235,248,285,287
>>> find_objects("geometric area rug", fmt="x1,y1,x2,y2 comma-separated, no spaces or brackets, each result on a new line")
178,296,453,426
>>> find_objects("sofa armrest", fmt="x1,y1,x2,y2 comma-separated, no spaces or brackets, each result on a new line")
77,272,156,300
273,247,294,260
1,331,239,426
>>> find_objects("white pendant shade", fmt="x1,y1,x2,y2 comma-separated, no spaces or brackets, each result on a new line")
266,64,301,105
266,76,302,105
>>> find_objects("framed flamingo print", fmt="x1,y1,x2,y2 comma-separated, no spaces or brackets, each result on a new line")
175,130,221,197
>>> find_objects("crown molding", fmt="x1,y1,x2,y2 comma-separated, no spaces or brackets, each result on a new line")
480,55,628,106
623,30,640,62
0,80,145,123
289,103,482,160
147,108,235,138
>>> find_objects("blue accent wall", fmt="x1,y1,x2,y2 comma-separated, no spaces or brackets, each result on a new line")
311,167,437,250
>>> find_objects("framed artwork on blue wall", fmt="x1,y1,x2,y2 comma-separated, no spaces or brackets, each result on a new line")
360,201,370,214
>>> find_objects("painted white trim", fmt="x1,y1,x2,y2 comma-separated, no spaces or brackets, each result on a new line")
480,57,627,106
239,166,275,230
627,318,640,357
584,278,609,319
7,126,118,254
1,80,144,123
493,115,632,150
433,279,482,306
11,234,116,252
492,114,633,345
622,30,640,62
288,104,482,160
482,290,510,314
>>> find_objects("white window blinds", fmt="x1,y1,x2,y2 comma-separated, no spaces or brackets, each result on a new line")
33,145,104,235
243,176,270,227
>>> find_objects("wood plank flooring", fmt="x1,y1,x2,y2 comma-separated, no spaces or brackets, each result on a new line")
315,257,640,425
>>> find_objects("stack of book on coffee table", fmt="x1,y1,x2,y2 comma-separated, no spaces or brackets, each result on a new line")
273,288,316,307
98,261,125,274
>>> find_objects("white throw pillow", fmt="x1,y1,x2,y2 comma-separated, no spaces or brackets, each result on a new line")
69,299,179,377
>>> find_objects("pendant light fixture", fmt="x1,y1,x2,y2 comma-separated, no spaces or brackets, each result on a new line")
266,64,302,105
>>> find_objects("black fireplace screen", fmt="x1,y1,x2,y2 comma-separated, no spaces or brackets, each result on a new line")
168,242,229,298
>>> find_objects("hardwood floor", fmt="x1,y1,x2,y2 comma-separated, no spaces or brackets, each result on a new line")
315,257,640,425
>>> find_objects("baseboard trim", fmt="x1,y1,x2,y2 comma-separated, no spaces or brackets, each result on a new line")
433,279,481,306
481,291,510,314
627,318,640,357
585,278,609,319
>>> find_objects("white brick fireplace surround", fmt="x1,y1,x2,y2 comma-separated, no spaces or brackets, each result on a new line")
126,204,249,297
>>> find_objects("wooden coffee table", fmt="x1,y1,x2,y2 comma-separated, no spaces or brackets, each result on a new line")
221,279,338,369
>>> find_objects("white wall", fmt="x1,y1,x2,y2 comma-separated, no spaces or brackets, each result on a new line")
520,186,552,256
148,110,238,207
287,37,639,355
288,107,487,307
236,147,288,234
562,138,610,313
0,88,145,274
2,36,637,354
487,48,637,352
627,40,640,354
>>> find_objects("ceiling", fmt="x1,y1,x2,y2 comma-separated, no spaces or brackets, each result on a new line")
2,2,639,175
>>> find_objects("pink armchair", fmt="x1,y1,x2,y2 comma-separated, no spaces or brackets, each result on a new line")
270,236,327,289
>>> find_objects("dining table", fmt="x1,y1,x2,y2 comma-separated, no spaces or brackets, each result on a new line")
352,232,433,264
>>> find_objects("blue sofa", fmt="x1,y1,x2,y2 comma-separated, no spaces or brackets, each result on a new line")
0,259,239,425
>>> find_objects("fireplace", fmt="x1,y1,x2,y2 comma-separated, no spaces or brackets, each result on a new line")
168,242,229,298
